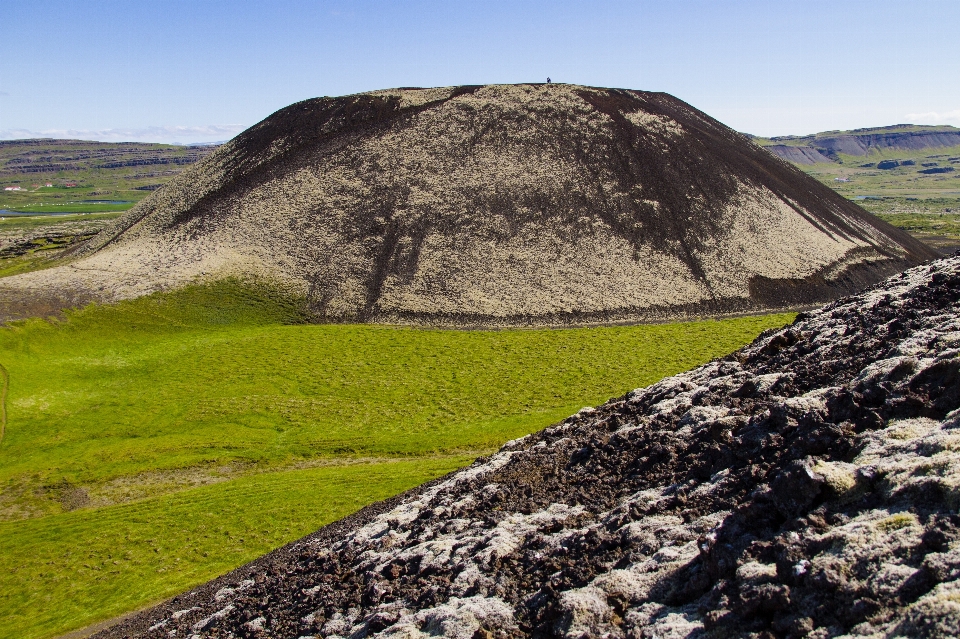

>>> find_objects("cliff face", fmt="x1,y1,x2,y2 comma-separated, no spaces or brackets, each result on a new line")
97,255,960,638
762,144,835,165
759,126,960,165
812,130,960,156
0,139,217,175
0,85,937,325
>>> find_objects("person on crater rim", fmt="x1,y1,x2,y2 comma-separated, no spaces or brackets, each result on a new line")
546,77,551,83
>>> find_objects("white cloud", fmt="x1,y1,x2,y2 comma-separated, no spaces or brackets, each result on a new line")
905,109,960,124
0,124,248,144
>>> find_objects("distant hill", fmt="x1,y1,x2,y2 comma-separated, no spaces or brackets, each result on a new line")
0,85,937,324
0,138,220,189
751,124,960,164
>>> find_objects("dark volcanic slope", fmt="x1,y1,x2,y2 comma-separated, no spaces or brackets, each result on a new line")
1,85,936,325
102,256,960,638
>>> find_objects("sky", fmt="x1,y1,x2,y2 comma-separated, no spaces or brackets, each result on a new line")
1,0,958,143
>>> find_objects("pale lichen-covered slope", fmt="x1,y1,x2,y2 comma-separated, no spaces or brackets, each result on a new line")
99,255,960,638
0,84,937,324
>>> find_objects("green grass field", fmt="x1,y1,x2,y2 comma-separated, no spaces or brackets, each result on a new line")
786,144,960,202
3,202,134,214
1,188,147,215
1,458,474,639
0,279,794,638
0,211,122,231
873,211,960,236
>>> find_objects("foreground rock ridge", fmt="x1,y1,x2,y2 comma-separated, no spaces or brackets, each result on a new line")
101,256,960,638
0,84,937,324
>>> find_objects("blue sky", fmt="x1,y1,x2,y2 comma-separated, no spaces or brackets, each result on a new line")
1,0,958,142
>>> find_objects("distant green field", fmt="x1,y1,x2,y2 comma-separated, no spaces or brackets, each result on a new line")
0,278,794,638
3,202,135,214
751,127,960,209
1,189,149,215
0,139,219,219
874,211,960,238
800,148,960,203
752,125,960,145
0,211,122,231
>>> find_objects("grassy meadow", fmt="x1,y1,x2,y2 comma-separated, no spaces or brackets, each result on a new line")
0,212,123,232
4,202,135,214
0,278,795,638
0,187,146,215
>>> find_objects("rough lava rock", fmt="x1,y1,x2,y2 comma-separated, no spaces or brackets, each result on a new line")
99,255,960,638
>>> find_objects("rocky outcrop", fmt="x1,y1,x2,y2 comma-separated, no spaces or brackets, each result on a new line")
0,139,217,176
810,130,960,157
0,85,936,325
761,126,960,165
99,255,960,638
761,125,960,172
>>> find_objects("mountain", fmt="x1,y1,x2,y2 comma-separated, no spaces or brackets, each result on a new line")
95,255,960,638
0,85,938,325
753,125,960,165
